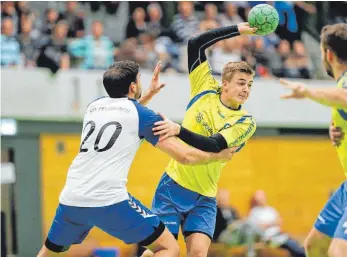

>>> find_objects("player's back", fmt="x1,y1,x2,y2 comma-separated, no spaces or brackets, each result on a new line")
59,97,144,207
332,71,347,175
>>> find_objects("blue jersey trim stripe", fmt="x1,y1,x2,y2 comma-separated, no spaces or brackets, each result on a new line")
235,116,248,124
186,90,217,110
235,142,245,152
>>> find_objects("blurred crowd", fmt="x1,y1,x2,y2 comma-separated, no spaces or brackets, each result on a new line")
212,189,306,257
1,1,344,79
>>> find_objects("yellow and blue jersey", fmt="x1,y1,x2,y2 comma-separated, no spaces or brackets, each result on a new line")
332,71,347,176
166,61,256,197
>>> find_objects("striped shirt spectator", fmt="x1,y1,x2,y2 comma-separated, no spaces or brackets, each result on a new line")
171,2,199,43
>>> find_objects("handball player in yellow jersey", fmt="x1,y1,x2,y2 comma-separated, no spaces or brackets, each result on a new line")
279,23,347,257
143,23,258,257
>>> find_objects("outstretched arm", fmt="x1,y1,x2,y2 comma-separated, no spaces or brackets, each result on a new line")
188,23,257,73
280,79,347,108
187,23,257,97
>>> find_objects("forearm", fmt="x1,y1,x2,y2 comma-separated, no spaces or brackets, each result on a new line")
138,91,156,106
305,87,347,108
177,127,228,153
184,145,222,165
156,137,220,165
188,25,240,72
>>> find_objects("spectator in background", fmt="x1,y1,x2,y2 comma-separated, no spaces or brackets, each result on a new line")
283,40,312,79
251,37,273,78
135,33,161,70
126,7,147,39
36,21,70,73
1,18,21,67
200,4,220,32
171,1,199,43
272,39,291,77
219,2,244,27
1,2,18,36
68,20,114,70
17,15,39,67
248,190,306,257
59,1,85,38
147,3,164,38
41,8,59,36
210,37,243,75
274,1,300,43
213,189,240,242
15,1,31,34
114,37,138,62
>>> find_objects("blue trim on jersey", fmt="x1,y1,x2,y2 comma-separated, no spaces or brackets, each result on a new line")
219,95,242,111
186,90,217,110
129,99,163,146
86,96,108,107
235,116,247,124
235,142,245,152
337,109,347,121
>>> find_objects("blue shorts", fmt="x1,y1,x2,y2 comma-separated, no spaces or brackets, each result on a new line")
46,194,163,252
314,181,347,240
152,173,217,240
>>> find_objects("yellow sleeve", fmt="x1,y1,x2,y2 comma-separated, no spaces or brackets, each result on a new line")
219,116,257,148
188,61,219,98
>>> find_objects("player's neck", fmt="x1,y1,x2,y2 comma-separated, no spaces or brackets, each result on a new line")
333,64,347,82
220,94,240,110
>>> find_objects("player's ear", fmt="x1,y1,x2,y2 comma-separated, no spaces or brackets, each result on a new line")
129,82,137,94
326,48,334,62
221,80,228,91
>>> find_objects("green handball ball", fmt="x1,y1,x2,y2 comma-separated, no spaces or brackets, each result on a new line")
248,4,279,36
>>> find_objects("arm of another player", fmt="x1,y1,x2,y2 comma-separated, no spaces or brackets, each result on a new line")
156,137,236,165
329,121,344,146
135,103,235,165
280,78,347,109
138,62,166,106
153,113,229,153
188,23,257,97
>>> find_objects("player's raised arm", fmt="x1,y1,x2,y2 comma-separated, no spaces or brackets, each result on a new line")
138,62,166,106
279,78,347,109
187,23,256,96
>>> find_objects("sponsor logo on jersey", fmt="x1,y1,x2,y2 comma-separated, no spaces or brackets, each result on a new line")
196,112,213,135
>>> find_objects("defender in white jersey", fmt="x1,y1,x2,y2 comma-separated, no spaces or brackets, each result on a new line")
38,61,235,257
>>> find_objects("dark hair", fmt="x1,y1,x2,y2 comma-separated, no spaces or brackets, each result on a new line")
103,61,139,98
321,23,347,62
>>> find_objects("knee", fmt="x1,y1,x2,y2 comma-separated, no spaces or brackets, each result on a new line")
188,246,208,257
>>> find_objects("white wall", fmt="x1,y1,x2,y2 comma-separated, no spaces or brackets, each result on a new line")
1,68,334,128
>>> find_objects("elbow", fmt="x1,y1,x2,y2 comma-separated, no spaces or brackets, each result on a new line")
188,37,199,48
175,152,196,165
175,155,192,165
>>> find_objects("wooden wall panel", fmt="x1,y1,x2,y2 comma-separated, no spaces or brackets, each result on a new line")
40,135,345,254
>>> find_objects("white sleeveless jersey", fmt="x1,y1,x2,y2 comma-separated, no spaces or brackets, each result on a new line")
59,97,161,207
